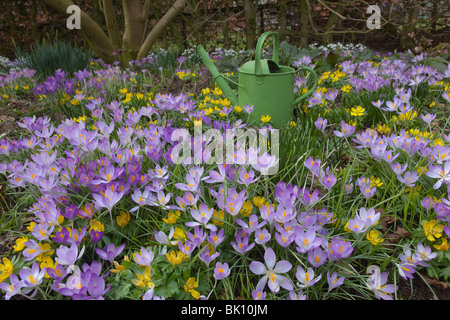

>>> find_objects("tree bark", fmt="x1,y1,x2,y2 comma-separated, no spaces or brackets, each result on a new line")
137,0,186,60
323,2,345,44
103,0,122,51
298,0,309,47
279,0,287,42
244,0,257,50
122,0,146,63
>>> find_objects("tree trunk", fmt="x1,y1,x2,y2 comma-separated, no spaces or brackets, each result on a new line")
298,0,309,47
279,0,287,42
103,0,122,51
244,0,257,50
400,1,419,50
323,2,345,44
122,0,146,63
137,0,186,60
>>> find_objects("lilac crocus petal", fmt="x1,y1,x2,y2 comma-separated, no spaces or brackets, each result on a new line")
264,247,276,270
249,261,267,275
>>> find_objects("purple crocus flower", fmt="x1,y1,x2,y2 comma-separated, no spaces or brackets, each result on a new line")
333,121,355,138
320,171,337,190
249,247,293,293
304,156,322,176
185,203,217,231
294,227,323,253
397,171,419,187
366,265,396,300
86,273,111,299
19,261,47,288
253,227,270,245
92,187,124,213
0,274,25,300
420,113,436,125
315,117,328,132
133,247,154,267
198,246,220,266
213,262,231,280
236,214,266,235
90,229,103,244
328,236,354,260
327,271,345,291
426,162,450,189
95,243,125,262
307,247,328,267
55,244,85,269
22,239,42,261
230,230,255,254
295,266,321,288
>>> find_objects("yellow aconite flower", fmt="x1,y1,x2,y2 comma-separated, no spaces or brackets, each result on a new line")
116,211,131,227
423,220,444,242
253,196,266,209
36,243,54,261
165,251,187,265
0,257,13,282
370,176,383,188
213,87,223,96
39,256,57,278
111,256,129,273
341,84,352,93
184,277,200,299
204,107,214,116
434,238,449,251
202,88,210,95
261,115,271,123
433,138,445,147
366,230,384,245
89,219,105,232
14,236,28,251
132,267,154,288
162,210,181,224
173,227,186,241
234,106,243,113
119,88,128,94
350,105,365,117
239,201,253,216
212,209,225,225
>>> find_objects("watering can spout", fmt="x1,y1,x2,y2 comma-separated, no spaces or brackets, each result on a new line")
197,45,239,106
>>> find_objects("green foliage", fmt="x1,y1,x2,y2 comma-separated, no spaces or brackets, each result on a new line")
15,40,91,79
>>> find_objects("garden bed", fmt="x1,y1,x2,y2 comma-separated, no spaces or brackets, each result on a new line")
0,43,450,301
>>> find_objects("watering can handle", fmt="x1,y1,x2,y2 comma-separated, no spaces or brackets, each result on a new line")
255,31,279,76
293,66,319,106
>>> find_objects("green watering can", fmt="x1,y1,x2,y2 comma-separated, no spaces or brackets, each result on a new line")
197,31,318,128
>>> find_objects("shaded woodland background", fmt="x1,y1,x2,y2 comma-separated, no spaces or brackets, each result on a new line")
1,0,449,61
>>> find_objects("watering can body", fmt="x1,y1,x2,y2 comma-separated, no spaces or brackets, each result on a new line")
198,31,318,128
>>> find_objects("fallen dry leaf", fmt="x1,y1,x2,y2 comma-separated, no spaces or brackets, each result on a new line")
423,275,449,290
365,128,378,138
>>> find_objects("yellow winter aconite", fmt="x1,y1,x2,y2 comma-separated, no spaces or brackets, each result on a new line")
423,220,444,242
116,211,131,227
350,105,365,117
184,277,200,299
132,267,154,289
367,230,384,245
165,250,187,265
13,236,28,251
0,257,13,282
261,115,271,123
